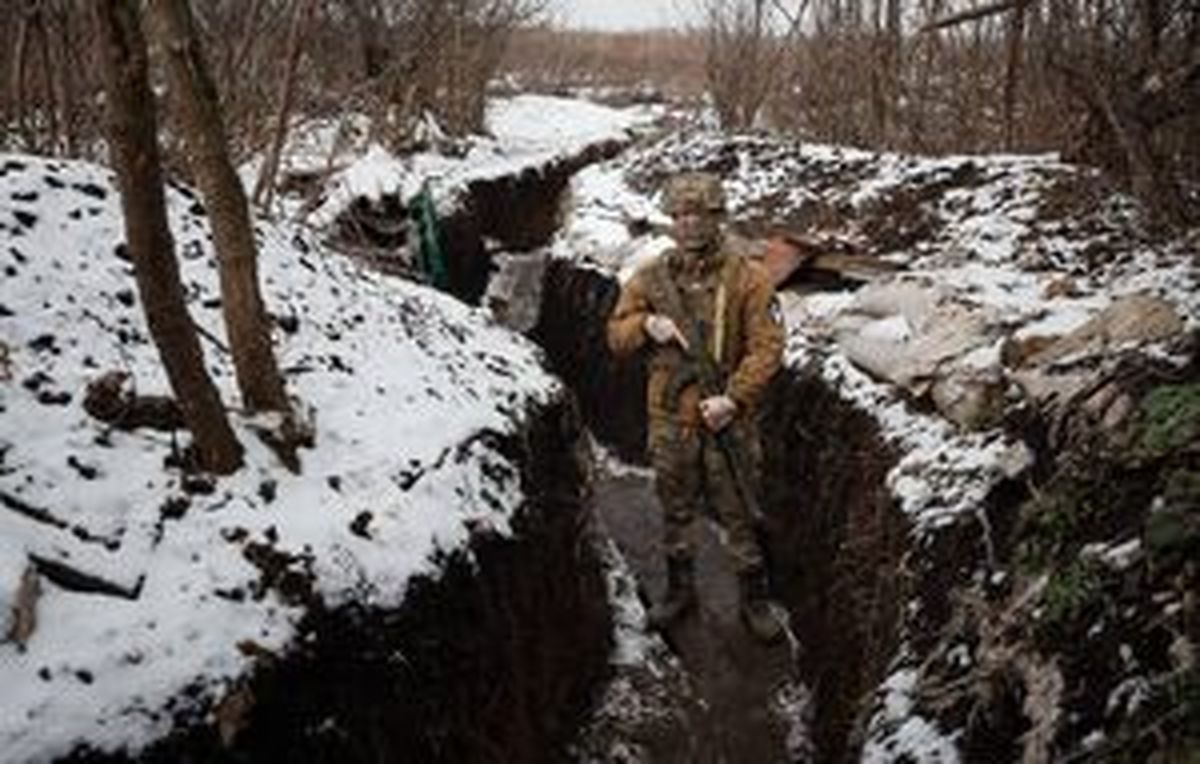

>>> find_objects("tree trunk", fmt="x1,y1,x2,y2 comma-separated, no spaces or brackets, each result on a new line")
148,0,290,413
1003,1,1027,150
91,0,243,475
33,9,59,153
53,5,81,156
253,0,319,209
11,9,33,150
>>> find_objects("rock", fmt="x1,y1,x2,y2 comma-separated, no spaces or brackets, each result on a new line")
1076,381,1139,433
1009,367,1094,407
852,279,944,328
929,367,1007,430
1080,539,1143,571
1041,276,1081,299
1168,635,1195,673
1026,294,1184,367
0,548,20,638
214,684,255,747
838,300,994,392
995,440,1035,479
82,370,132,422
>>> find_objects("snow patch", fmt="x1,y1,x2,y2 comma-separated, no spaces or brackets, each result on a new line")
0,153,558,761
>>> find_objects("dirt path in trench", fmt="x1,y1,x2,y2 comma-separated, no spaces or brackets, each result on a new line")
589,459,809,764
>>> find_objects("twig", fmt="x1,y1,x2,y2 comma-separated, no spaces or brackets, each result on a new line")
920,0,1019,32
193,320,230,356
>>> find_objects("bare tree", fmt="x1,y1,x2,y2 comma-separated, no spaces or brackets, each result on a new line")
341,0,547,146
10,2,38,151
3,2,91,155
91,0,243,474
922,0,1198,226
148,0,291,413
702,0,808,130
252,0,320,208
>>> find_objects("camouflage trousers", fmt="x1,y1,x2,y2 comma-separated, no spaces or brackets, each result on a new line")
649,418,764,572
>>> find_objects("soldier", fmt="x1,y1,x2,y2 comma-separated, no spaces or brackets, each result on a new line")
607,172,785,643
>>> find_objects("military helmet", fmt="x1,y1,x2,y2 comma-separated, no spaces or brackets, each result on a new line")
664,172,726,215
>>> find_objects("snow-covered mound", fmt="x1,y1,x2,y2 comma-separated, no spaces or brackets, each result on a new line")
0,153,558,761
557,131,1197,531
292,95,664,227
621,133,1197,321
554,129,1198,763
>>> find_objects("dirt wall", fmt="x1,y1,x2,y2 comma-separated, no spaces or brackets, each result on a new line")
759,375,907,761
540,260,910,761
442,139,628,305
64,397,612,764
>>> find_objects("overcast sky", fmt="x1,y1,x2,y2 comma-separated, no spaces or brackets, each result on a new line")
551,0,700,30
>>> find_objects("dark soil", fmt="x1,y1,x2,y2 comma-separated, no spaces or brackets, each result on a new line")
590,467,800,763
541,260,909,762
62,397,612,764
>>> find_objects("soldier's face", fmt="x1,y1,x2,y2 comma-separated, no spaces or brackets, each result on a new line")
672,206,721,253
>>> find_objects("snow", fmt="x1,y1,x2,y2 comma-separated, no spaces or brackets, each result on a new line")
5,90,1189,759
573,528,699,764
305,95,662,228
861,667,961,764
488,95,659,151
860,315,913,343
0,535,24,636
600,130,1195,531
553,126,1198,762
0,153,559,761
596,537,656,668
550,162,672,279
814,352,1032,531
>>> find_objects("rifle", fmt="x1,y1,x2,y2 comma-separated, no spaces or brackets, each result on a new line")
650,265,764,526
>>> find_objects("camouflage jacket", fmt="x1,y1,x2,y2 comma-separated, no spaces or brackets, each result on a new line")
607,242,784,426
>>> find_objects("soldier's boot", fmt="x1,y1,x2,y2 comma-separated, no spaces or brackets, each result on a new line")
738,566,783,644
648,556,696,631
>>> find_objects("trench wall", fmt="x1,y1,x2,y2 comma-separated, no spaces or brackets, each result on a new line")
538,260,910,761
64,397,612,764
441,139,627,305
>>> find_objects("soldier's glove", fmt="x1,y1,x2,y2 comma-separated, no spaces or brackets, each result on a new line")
644,314,689,350
699,395,737,432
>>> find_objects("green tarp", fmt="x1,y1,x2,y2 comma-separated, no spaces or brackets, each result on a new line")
409,182,450,291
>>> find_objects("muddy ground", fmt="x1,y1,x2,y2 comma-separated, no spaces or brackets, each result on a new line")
589,462,804,763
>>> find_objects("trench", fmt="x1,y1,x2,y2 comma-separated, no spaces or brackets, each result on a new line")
535,259,910,762
65,398,610,764
154,135,914,763
330,138,628,306
391,136,915,760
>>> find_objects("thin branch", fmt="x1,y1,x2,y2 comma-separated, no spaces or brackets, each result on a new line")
920,0,1019,32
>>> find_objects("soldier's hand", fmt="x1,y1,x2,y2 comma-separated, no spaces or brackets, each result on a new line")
644,314,689,350
699,395,737,432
